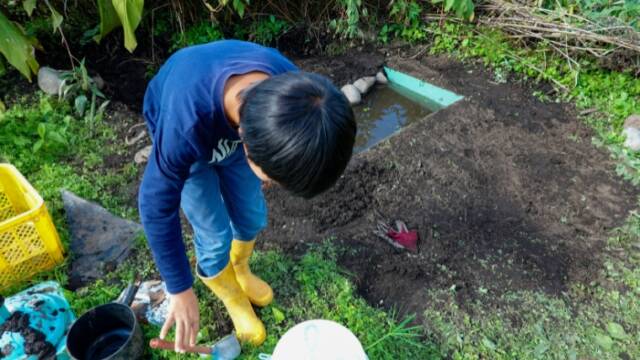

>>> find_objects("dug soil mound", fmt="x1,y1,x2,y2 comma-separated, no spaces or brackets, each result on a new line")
261,53,638,317
73,44,637,321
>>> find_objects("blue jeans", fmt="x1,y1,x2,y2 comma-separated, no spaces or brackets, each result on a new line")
180,148,267,277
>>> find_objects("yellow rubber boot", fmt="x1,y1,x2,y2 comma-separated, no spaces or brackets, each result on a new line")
198,262,266,345
230,240,274,307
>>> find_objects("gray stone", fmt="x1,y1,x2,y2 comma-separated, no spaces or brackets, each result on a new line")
341,84,361,105
623,115,640,151
62,190,142,289
135,145,152,164
92,74,105,90
353,76,376,94
624,114,640,129
37,67,64,95
624,127,640,151
376,71,388,84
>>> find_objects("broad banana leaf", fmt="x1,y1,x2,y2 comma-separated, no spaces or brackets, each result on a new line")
0,10,39,81
96,0,144,53
113,0,144,52
95,0,121,43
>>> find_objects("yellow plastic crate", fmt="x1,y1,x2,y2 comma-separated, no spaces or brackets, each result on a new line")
0,164,64,289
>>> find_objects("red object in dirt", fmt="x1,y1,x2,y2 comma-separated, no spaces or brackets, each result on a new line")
375,220,419,252
387,227,419,252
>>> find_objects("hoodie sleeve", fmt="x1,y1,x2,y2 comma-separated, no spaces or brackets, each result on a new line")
138,114,205,294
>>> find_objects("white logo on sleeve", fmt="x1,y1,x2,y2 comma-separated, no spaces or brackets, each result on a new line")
209,138,242,164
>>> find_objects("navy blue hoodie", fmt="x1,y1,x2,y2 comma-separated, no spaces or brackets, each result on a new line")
139,40,297,294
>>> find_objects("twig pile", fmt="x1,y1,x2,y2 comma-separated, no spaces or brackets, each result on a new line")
476,0,640,71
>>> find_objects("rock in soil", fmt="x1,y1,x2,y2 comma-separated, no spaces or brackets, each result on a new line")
376,71,388,84
37,67,64,95
353,76,376,94
623,127,640,151
341,84,361,105
62,190,142,289
135,145,152,164
623,115,640,150
624,114,640,128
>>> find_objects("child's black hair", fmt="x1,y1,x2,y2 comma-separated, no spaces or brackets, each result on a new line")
240,71,356,198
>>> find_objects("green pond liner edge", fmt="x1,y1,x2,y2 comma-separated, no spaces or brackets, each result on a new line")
384,66,464,110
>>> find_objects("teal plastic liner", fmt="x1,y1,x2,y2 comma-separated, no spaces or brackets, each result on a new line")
384,66,463,110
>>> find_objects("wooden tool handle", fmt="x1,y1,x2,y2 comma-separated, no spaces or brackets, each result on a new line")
149,338,212,355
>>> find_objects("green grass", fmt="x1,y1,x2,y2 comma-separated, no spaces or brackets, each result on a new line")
148,243,440,359
0,94,138,294
65,239,440,359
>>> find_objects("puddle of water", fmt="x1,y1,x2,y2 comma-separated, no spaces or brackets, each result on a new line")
354,85,432,153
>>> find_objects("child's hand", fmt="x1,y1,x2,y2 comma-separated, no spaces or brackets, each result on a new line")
160,288,200,353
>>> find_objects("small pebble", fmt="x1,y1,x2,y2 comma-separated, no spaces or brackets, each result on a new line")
37,67,64,95
134,145,152,164
623,127,640,151
353,76,376,94
376,71,388,84
623,114,640,128
341,84,361,105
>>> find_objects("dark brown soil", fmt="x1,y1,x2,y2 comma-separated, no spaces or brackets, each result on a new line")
0,311,56,359
296,49,385,85
259,53,638,318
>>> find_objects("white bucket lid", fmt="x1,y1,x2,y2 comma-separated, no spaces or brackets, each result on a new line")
271,319,368,360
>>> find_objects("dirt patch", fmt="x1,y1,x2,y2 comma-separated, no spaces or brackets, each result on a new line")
260,53,638,317
294,48,385,85
0,311,56,359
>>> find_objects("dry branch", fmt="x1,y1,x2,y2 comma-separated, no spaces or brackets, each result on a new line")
476,0,640,60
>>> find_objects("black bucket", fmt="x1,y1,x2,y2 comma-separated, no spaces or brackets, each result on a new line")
66,284,144,360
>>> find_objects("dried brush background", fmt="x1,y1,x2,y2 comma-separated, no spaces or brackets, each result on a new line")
477,0,640,75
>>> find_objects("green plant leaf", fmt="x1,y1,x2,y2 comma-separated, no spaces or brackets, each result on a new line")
606,322,627,340
534,342,549,357
444,0,455,12
112,0,144,52
37,123,46,139
0,10,39,80
48,130,67,145
75,95,88,117
481,338,496,350
594,334,613,350
97,100,110,114
233,0,245,17
95,0,121,43
271,306,285,324
23,0,37,16
33,139,43,152
45,2,63,31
